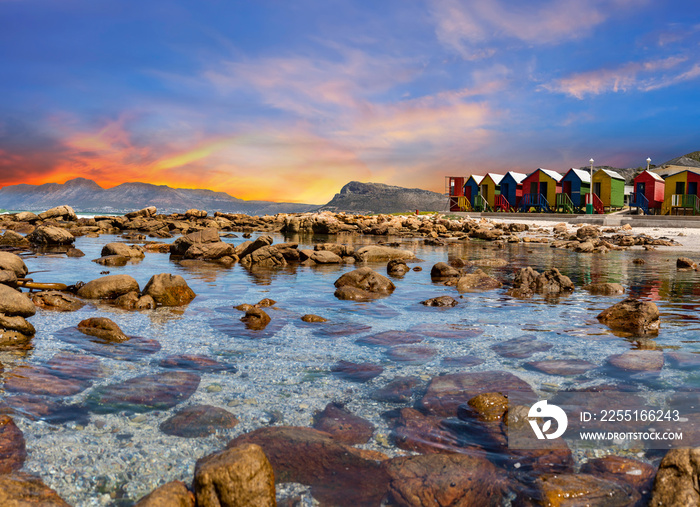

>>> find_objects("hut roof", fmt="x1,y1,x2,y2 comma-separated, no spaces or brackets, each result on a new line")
566,168,591,183
467,175,484,184
639,170,664,182
485,173,504,185
504,171,527,183
597,169,625,180
662,167,700,179
538,168,563,182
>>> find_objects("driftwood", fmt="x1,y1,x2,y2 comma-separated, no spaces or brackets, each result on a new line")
16,279,68,291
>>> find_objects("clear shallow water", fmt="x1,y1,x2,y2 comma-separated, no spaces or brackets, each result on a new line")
5,231,700,505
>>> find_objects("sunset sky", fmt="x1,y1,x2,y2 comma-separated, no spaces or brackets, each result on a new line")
2,0,699,203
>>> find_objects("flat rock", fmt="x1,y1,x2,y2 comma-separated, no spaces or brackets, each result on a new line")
0,416,26,474
523,473,637,507
356,330,424,346
77,274,139,300
26,225,75,245
227,426,389,507
86,371,200,413
584,283,625,295
159,354,237,373
491,335,553,359
456,269,502,292
301,314,327,323
370,376,424,403
385,345,437,364
441,355,485,367
354,245,414,262
607,350,664,371
194,444,275,507
409,323,484,340
4,365,91,397
526,359,596,376
666,351,700,370
312,403,375,445
420,296,458,307
31,291,85,312
580,455,656,497
331,360,383,382
77,317,128,342
92,255,128,266
334,267,395,299
419,371,536,417
160,405,239,438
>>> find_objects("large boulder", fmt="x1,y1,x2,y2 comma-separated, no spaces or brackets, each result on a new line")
597,298,660,335
334,267,395,300
456,269,502,292
430,262,460,281
101,243,145,259
38,205,77,221
183,242,235,260
194,444,276,507
170,229,221,256
649,449,700,506
508,267,574,297
125,206,157,219
0,252,28,279
355,245,415,262
240,245,287,268
0,230,30,248
236,235,273,259
26,226,75,245
143,273,196,306
77,275,139,300
0,285,35,318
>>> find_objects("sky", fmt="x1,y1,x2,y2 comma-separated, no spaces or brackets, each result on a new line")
1,0,699,204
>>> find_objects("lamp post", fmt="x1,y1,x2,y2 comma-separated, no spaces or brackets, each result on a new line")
646,157,651,171
587,158,594,214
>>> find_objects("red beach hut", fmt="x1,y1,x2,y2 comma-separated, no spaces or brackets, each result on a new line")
631,170,664,214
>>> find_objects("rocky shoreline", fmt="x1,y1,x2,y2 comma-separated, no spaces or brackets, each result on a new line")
1,205,698,506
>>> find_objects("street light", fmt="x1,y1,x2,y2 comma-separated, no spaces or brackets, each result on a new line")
646,157,651,171
587,158,594,214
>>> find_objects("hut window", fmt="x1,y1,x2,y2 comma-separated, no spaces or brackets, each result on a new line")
676,182,685,194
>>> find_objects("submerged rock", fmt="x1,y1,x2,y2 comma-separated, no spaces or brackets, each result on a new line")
385,453,506,507
491,335,553,359
420,296,458,307
312,403,375,445
354,245,414,262
523,473,637,506
597,298,660,335
86,371,200,413
370,376,424,403
331,360,383,382
526,359,596,376
583,282,625,295
301,314,327,323
0,415,26,474
606,350,664,372
160,405,239,438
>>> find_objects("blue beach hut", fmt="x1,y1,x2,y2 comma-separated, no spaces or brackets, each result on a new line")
499,171,527,211
560,168,591,211
464,175,484,208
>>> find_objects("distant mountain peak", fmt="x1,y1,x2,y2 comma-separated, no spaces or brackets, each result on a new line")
63,177,103,189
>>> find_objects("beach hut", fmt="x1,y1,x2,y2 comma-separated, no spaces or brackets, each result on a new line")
498,171,526,211
630,170,664,214
662,169,700,215
480,173,504,210
559,168,590,212
592,169,625,210
446,176,468,211
464,175,484,209
518,169,562,212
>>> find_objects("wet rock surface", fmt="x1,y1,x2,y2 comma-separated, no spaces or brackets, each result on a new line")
0,472,71,506
312,402,375,444
331,360,383,382
143,273,196,306
77,274,140,300
491,335,553,359
597,297,660,335
0,415,26,474
134,480,195,507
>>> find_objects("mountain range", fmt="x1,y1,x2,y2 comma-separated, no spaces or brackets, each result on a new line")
0,178,448,215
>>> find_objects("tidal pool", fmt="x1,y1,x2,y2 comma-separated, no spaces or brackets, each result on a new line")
4,230,699,505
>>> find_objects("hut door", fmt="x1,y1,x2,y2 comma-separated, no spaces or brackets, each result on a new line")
676,182,685,195
501,183,509,198
530,182,538,194
689,182,698,196
636,182,645,196
563,181,572,196
594,182,601,197
539,182,548,197
481,184,489,200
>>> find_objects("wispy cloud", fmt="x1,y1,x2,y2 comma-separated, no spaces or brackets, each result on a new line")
541,56,697,98
428,0,631,58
